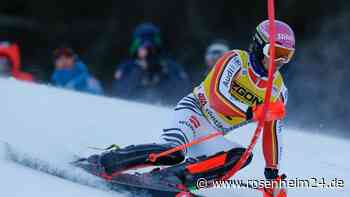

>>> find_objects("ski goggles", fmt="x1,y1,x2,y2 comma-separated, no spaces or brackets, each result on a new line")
263,44,295,64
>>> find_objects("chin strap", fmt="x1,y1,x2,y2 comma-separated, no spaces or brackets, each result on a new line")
250,53,268,77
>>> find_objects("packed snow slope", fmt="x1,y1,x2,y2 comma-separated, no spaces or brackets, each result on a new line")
0,78,349,197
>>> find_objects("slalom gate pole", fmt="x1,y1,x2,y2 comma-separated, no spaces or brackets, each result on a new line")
149,0,278,195
220,0,278,196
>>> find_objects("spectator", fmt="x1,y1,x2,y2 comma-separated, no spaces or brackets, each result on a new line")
0,42,34,81
51,47,103,95
192,39,230,85
205,39,230,70
112,23,191,105
204,39,230,71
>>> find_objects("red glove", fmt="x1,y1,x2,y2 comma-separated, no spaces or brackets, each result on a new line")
250,101,285,122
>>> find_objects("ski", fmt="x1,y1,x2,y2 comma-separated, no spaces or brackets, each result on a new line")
5,142,199,197
72,157,202,197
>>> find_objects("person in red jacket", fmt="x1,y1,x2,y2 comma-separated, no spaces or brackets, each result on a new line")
0,42,33,82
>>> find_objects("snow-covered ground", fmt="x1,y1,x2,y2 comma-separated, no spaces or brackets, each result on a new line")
0,78,349,197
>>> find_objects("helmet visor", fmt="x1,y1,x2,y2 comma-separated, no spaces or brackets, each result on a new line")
263,44,295,64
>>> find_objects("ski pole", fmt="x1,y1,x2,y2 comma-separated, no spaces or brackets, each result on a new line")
87,144,120,151
148,119,252,163
148,131,224,162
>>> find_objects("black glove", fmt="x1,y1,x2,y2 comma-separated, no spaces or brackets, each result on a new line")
264,168,279,180
246,106,254,120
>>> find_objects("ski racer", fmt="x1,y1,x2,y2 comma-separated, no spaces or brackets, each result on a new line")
87,20,295,196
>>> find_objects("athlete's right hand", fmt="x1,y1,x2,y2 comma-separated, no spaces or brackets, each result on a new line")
246,101,285,122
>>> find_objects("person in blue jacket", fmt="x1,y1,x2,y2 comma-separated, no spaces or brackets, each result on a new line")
51,47,103,95
112,23,191,105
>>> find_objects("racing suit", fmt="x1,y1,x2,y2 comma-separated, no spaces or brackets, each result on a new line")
161,49,288,170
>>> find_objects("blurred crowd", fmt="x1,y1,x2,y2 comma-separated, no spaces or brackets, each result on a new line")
0,23,230,106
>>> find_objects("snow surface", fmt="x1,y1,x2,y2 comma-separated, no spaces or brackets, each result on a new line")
0,78,349,197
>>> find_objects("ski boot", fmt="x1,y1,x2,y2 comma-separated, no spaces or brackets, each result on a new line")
93,143,185,176
146,147,253,191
